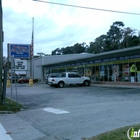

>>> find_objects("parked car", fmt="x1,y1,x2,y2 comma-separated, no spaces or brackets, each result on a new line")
17,77,38,84
17,77,29,84
47,72,91,88
45,73,62,84
9,75,22,83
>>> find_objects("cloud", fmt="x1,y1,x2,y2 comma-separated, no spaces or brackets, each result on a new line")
2,0,140,57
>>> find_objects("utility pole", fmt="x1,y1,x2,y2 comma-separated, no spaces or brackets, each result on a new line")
0,0,3,105
29,18,34,86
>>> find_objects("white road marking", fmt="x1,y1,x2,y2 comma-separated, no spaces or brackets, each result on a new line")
43,107,70,114
0,123,12,140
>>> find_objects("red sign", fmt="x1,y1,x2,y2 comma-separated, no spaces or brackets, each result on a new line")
124,64,129,76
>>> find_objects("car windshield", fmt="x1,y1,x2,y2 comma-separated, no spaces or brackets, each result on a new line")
48,73,61,78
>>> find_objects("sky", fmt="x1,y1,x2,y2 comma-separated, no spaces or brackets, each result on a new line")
2,0,140,57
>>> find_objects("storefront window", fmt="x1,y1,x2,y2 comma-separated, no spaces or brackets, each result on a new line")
91,66,100,81
108,65,113,81
78,67,84,76
104,65,108,81
99,65,105,81
91,67,96,81
122,63,130,82
112,64,119,82
118,64,123,82
129,63,137,82
96,67,100,81
136,62,140,82
85,67,92,77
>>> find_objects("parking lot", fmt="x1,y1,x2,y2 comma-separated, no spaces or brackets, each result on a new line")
0,83,140,140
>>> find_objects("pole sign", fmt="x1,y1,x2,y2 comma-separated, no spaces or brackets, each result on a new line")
8,44,30,59
15,60,27,70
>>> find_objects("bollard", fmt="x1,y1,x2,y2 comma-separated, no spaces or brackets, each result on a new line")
7,79,11,87
29,78,33,86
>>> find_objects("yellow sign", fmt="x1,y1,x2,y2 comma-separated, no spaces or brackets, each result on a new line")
86,68,91,76
130,64,137,72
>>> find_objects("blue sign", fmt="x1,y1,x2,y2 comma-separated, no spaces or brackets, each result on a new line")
8,44,30,59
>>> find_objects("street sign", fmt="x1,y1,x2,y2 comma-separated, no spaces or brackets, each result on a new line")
113,65,119,76
123,64,129,76
8,44,30,59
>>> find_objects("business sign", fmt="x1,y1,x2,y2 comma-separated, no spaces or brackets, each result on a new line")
123,64,129,76
8,44,30,59
113,65,119,76
15,60,27,70
130,64,137,72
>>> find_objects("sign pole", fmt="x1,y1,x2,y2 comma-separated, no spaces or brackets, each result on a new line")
0,0,3,104
7,44,11,87
29,17,34,86
29,46,33,86
32,17,34,79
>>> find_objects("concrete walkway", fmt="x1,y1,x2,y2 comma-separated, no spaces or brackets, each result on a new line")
91,82,140,88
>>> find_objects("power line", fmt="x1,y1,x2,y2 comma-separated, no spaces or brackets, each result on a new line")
33,0,140,16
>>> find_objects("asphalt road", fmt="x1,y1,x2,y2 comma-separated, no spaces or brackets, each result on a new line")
0,83,140,140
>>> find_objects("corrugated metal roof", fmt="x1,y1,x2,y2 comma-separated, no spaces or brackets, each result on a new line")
42,53,94,65
36,46,140,67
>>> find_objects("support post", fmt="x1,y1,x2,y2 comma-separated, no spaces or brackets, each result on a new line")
0,0,3,104
29,18,34,86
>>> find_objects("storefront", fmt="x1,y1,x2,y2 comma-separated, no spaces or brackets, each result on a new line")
42,46,140,83
87,56,140,82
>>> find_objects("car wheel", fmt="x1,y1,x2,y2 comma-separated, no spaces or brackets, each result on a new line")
84,80,90,86
58,81,64,88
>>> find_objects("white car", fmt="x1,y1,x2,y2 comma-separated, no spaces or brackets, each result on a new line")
47,72,91,88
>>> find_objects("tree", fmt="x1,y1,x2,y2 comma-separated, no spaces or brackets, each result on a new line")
52,21,140,55
95,35,107,53
37,52,46,56
121,28,140,48
88,21,140,54
61,46,73,54
73,43,85,53
106,21,124,50
52,48,62,55
87,22,125,53
51,42,86,55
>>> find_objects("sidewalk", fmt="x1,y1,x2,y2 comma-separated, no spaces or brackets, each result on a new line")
38,81,140,88
0,114,46,140
91,81,140,88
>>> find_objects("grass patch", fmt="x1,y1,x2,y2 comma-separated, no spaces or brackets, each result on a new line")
0,98,23,112
84,124,140,140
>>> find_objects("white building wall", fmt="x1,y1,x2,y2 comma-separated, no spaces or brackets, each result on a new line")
33,57,42,80
27,57,43,81
27,60,31,78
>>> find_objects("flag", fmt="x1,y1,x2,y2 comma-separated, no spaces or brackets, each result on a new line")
30,31,34,58
30,18,34,58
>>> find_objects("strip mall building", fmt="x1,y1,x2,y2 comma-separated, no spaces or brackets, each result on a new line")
27,46,140,83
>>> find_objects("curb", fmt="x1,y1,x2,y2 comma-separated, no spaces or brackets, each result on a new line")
91,84,140,89
0,111,14,114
